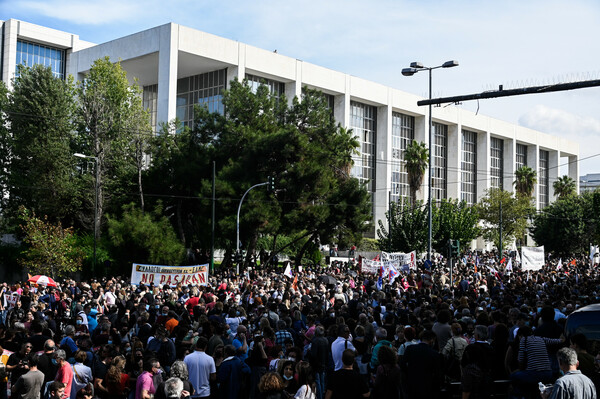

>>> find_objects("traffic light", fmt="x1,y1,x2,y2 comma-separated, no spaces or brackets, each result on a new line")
267,176,275,192
449,240,460,257
235,251,243,264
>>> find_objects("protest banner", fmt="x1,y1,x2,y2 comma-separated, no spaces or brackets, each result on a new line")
361,259,382,274
6,293,19,309
521,246,545,271
381,251,417,269
131,264,209,286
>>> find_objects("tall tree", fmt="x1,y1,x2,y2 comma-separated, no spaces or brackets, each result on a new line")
404,140,428,204
553,175,576,199
5,64,80,227
531,193,593,256
432,198,480,254
377,198,428,253
76,57,143,243
19,207,83,278
477,188,533,250
514,166,537,198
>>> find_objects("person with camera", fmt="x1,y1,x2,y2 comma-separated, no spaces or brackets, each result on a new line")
11,354,44,399
7,343,33,387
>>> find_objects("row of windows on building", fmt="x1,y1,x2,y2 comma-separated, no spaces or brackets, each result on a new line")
15,39,65,79
9,40,555,209
140,68,551,207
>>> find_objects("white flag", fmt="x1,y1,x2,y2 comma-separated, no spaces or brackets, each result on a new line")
505,258,513,272
590,245,596,261
557,258,562,270
283,265,293,278
515,250,521,264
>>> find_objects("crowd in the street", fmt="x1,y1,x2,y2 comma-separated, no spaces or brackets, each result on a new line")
0,251,599,399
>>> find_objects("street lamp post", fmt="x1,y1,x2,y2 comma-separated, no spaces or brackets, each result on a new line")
236,181,269,275
402,60,459,261
74,153,99,274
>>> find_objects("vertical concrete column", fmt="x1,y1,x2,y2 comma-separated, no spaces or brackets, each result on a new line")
333,74,350,128
548,150,559,202
374,100,392,230
413,115,427,201
527,145,539,209
285,59,302,106
504,138,516,194
568,155,579,194
447,124,460,200
226,43,246,87
157,23,179,125
2,20,19,89
476,131,490,200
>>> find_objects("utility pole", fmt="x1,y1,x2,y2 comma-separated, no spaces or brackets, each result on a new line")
499,200,503,256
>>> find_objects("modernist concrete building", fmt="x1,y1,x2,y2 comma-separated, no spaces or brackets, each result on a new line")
1,19,580,239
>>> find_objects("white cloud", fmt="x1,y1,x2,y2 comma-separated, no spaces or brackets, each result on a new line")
519,105,600,175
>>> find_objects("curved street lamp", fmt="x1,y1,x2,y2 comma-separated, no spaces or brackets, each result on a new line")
402,60,459,261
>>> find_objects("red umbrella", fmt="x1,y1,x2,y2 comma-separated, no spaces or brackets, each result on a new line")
28,275,57,287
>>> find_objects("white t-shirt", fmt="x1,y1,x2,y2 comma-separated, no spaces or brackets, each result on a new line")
294,384,316,399
184,350,216,397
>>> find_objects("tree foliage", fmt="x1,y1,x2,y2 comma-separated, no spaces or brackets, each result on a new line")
146,81,371,265
76,57,148,239
5,64,80,228
514,166,537,198
18,207,83,278
531,193,593,256
432,198,480,254
553,175,576,199
477,188,532,250
107,203,185,269
377,198,428,253
404,140,428,204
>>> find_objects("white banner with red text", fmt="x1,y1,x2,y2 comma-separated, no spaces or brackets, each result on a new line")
131,263,209,286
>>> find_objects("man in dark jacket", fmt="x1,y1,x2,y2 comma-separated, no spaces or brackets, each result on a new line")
217,345,250,399
401,329,444,399
310,326,331,399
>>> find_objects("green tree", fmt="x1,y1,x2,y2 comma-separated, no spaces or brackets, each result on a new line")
404,140,428,204
76,57,144,246
107,203,185,271
0,81,10,208
514,166,537,198
553,175,576,199
432,198,480,254
477,188,532,250
531,193,593,256
146,81,371,265
5,64,80,227
377,198,428,253
18,207,83,278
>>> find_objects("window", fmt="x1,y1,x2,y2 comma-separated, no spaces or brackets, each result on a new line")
516,144,527,170
349,101,376,194
539,150,549,208
391,112,414,203
142,84,158,133
432,122,448,201
490,137,504,190
461,130,477,205
175,69,227,129
245,74,285,101
16,39,65,79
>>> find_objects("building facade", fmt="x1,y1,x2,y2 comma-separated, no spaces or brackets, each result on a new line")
1,19,580,240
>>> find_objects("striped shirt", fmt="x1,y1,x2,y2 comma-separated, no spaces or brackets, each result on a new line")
518,335,562,371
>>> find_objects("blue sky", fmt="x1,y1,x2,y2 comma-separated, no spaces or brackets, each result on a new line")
4,0,600,175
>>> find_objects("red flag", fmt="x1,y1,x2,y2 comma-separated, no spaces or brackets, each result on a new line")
292,274,298,291
373,254,380,261
569,259,576,266
500,257,506,264
474,264,478,273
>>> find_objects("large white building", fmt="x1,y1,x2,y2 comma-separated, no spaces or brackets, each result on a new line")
1,19,579,238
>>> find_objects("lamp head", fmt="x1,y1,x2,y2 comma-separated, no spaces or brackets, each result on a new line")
409,62,424,69
442,60,459,68
73,153,87,159
401,68,417,76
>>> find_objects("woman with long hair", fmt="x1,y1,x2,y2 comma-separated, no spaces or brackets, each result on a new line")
294,361,316,399
258,372,285,399
104,355,130,399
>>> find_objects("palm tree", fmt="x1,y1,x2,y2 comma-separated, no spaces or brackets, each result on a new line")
553,175,576,199
404,140,428,204
514,166,537,198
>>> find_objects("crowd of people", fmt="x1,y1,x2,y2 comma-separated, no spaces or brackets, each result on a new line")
0,251,598,399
